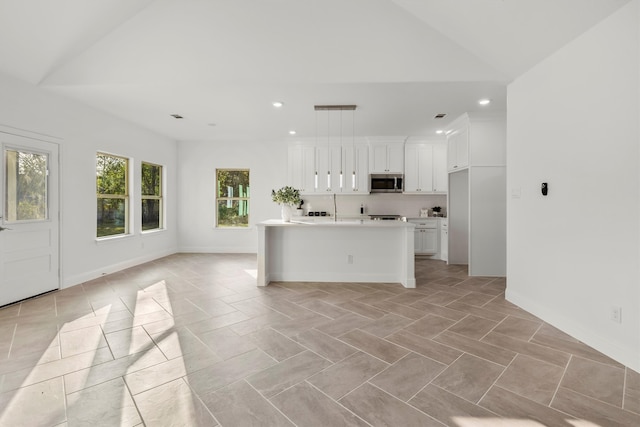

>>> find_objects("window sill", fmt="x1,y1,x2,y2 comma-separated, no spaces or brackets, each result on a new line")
141,228,166,236
214,226,254,231
95,233,135,244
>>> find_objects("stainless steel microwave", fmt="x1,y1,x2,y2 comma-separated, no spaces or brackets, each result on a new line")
370,174,403,193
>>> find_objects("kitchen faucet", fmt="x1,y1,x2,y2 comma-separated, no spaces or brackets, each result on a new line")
333,193,337,222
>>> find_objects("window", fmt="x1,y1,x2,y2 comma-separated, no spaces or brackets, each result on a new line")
216,169,249,227
141,162,163,231
5,149,48,222
96,153,129,237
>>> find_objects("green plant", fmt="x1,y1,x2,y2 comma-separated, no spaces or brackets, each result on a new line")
271,186,301,206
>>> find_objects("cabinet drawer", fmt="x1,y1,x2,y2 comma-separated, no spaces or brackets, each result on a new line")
408,219,438,229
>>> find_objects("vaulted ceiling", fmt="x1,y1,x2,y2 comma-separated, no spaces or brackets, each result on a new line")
0,0,629,141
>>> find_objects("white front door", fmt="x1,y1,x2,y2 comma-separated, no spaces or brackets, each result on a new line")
0,133,60,306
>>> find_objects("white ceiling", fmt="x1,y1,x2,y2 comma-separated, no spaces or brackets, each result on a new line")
0,0,629,141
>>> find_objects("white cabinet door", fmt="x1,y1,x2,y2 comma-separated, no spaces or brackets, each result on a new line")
301,145,317,193
316,145,342,193
288,145,303,190
447,127,469,171
433,144,448,192
404,144,420,192
417,146,434,192
404,144,433,192
405,144,444,193
447,133,457,171
423,229,438,254
387,144,404,173
370,143,404,173
415,229,438,255
343,144,369,194
1,135,60,306
457,127,469,169
370,144,389,173
288,145,317,194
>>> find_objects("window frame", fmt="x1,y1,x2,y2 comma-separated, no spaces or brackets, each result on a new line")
215,168,250,228
96,152,130,238
141,161,164,232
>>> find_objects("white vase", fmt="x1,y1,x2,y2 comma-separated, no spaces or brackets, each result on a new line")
281,205,292,222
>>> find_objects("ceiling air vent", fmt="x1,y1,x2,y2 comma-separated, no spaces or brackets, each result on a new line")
170,114,184,119
434,113,447,119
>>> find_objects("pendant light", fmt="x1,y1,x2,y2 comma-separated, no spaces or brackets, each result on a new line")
314,105,357,193
326,109,331,190
352,108,356,191
314,109,319,190
339,109,343,190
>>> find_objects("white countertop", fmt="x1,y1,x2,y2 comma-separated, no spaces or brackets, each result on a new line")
259,219,415,228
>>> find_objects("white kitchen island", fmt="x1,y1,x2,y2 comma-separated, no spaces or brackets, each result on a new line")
257,219,416,288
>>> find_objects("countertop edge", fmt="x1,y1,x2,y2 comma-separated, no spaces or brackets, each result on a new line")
258,219,415,228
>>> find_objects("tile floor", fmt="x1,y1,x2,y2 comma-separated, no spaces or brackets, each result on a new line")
0,254,638,426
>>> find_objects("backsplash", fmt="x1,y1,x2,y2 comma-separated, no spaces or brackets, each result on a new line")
300,194,447,218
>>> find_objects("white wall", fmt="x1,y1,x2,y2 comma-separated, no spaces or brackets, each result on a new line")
177,140,287,253
506,1,640,370
0,73,179,288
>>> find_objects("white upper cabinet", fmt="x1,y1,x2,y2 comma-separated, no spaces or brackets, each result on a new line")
447,126,469,172
405,144,433,193
342,143,369,194
370,142,404,173
447,113,506,171
288,144,317,194
316,144,343,193
404,142,447,194
288,141,369,195
433,144,448,192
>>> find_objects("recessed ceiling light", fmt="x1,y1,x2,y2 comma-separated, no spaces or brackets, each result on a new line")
170,114,184,119
208,123,216,127
436,130,444,134
289,130,296,135
478,99,491,106
272,101,284,108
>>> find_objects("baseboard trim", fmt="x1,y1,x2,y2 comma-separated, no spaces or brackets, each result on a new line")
506,288,639,371
178,246,255,254
62,248,178,289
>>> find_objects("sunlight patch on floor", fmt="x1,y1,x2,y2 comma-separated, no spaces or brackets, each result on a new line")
453,417,548,426
567,420,604,427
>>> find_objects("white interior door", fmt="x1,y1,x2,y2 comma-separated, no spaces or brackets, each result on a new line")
0,133,59,306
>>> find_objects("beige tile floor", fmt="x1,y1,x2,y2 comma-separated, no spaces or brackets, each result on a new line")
0,253,638,426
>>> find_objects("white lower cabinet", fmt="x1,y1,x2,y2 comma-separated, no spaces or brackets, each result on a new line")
410,219,439,255
415,228,438,255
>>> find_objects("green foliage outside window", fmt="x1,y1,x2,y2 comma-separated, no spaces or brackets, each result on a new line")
5,150,48,222
217,169,249,227
142,162,162,231
97,153,128,237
